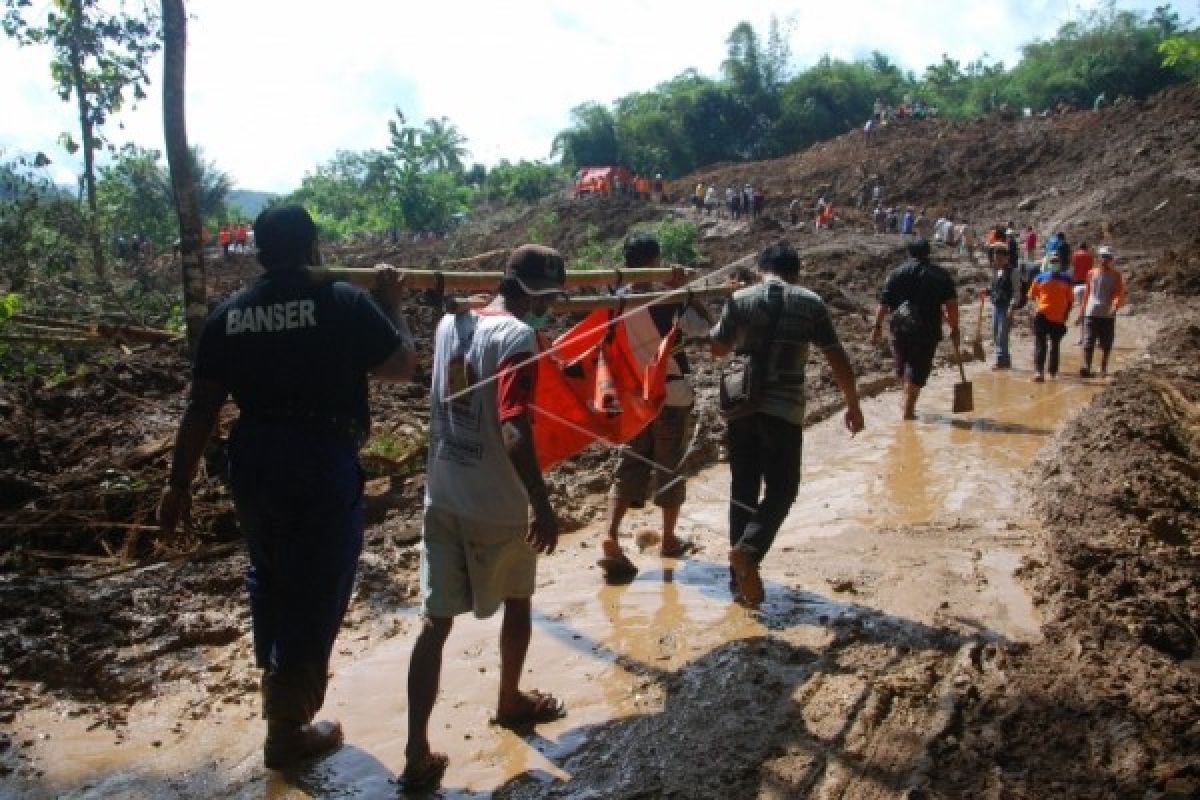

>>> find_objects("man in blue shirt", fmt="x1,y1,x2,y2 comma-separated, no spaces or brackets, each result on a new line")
158,206,416,770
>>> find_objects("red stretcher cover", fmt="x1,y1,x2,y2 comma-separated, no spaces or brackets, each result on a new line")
532,308,676,470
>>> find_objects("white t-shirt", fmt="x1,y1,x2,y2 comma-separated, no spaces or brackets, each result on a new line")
623,304,709,407
425,310,535,526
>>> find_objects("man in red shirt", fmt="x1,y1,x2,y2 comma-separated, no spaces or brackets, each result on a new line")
1071,241,1094,285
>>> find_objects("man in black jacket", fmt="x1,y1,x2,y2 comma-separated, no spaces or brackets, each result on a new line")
158,205,416,770
872,238,961,419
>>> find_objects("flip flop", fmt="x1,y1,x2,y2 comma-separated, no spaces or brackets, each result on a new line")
659,538,697,558
491,689,566,730
397,751,448,794
597,553,638,584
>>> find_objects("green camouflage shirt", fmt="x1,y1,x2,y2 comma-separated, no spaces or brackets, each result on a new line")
710,276,842,424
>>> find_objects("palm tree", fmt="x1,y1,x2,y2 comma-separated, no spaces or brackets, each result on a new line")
420,116,469,174
186,146,232,220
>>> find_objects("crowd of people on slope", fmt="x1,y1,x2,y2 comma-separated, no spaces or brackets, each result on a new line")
872,214,1126,423
690,180,766,219
974,222,1125,380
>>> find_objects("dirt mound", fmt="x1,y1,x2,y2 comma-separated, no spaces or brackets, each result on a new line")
926,309,1200,799
679,84,1200,278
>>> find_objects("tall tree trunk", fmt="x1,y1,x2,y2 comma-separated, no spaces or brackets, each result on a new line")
161,0,205,355
67,0,105,281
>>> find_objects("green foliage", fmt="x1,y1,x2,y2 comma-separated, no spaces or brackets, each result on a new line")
287,111,476,238
0,292,21,325
568,224,620,272
636,219,700,266
1006,5,1187,110
481,160,566,205
1159,33,1200,73
0,153,87,290
552,9,1197,178
96,144,231,250
551,103,618,167
4,0,161,271
526,211,559,245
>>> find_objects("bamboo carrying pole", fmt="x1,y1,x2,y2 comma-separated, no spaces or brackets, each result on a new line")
459,284,737,312
310,265,700,291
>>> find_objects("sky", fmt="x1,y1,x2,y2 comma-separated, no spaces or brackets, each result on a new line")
0,0,1191,194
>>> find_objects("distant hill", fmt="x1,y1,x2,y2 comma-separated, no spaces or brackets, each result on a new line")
227,189,275,218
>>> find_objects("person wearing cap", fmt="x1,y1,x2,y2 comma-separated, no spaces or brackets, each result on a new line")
872,238,960,419
597,233,713,583
1027,252,1075,381
988,241,1019,369
402,244,567,791
711,240,865,607
1077,245,1124,378
157,205,416,769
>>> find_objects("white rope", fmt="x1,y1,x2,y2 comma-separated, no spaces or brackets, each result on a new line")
529,401,757,515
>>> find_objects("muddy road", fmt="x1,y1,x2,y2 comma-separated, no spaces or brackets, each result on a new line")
2,288,1178,798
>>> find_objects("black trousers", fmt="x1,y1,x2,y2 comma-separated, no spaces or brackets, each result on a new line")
1033,313,1067,376
726,413,803,562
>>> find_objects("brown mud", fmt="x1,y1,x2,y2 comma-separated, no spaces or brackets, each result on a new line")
1,85,1198,797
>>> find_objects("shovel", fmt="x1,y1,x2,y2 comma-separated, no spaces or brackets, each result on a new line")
950,337,975,413
969,291,987,362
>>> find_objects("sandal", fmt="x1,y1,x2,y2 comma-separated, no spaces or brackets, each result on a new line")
659,538,697,558
398,751,448,793
491,689,566,730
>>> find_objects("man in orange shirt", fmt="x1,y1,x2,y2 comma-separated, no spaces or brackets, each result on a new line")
1027,253,1074,382
218,225,232,261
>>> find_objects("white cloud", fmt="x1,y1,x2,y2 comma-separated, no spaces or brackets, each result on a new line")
0,0,1186,193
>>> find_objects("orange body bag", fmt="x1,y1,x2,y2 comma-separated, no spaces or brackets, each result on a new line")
532,309,676,470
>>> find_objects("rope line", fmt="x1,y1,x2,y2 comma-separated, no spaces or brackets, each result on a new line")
528,401,757,515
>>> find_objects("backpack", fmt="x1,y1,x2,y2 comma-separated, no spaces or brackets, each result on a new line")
887,262,929,341
888,299,925,341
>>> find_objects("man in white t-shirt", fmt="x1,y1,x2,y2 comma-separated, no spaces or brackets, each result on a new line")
402,245,567,791
597,233,713,583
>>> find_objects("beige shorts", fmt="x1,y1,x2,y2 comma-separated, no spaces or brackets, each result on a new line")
420,505,535,619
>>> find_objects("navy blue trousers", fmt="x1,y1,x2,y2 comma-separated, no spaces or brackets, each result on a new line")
228,420,364,722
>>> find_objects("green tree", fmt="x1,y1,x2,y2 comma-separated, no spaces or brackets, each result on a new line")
420,116,469,174
0,152,86,291
3,0,161,280
95,145,231,250
552,102,619,168
481,160,565,205
96,144,173,247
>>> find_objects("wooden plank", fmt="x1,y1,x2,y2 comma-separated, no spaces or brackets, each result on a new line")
311,265,700,291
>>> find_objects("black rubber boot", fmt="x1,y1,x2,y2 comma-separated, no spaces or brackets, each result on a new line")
262,670,343,770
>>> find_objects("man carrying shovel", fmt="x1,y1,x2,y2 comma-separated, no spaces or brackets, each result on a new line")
872,238,961,420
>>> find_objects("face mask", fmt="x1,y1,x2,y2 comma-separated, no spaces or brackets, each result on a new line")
523,310,552,331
